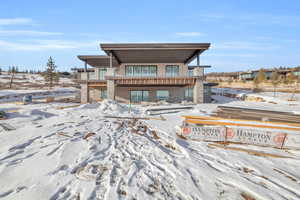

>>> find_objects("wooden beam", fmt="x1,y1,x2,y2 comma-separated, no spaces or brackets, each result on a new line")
183,115,300,128
184,50,200,64
185,119,300,132
110,50,121,64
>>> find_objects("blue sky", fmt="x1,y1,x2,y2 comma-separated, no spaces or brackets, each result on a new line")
0,0,299,72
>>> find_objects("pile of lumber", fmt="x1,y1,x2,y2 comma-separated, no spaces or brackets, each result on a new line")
214,106,300,124
0,111,7,120
145,106,194,115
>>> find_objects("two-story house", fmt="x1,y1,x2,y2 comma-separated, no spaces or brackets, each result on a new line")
77,43,213,104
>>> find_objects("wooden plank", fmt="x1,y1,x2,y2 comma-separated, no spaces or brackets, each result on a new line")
183,115,300,128
185,119,300,132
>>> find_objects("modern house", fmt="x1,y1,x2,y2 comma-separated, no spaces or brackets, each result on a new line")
239,68,300,81
77,43,213,104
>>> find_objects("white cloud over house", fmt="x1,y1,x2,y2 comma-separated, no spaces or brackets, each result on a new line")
0,18,33,26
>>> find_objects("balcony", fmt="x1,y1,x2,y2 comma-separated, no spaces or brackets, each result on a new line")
105,76,199,86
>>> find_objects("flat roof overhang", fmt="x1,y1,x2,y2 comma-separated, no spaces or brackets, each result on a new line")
77,55,119,67
188,65,211,69
100,43,210,64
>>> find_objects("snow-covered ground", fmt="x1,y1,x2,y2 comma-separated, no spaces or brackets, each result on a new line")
0,72,73,85
212,87,300,106
0,72,78,103
0,88,78,103
0,99,299,200
0,72,77,92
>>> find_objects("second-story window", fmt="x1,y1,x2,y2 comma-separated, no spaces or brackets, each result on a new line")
188,69,194,77
125,65,157,77
166,65,179,77
99,68,107,80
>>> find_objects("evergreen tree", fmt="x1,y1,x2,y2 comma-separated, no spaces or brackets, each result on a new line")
44,57,58,89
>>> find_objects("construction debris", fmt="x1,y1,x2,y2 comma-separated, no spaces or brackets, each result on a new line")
184,118,300,131
56,104,81,110
214,105,300,124
0,111,7,120
56,132,73,138
83,132,95,140
180,115,300,149
145,106,194,115
104,115,166,121
0,123,16,131
183,115,300,128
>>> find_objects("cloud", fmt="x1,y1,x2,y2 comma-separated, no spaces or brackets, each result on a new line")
0,39,99,51
0,30,63,36
197,13,300,27
214,41,279,51
175,32,204,37
206,53,259,58
0,18,33,26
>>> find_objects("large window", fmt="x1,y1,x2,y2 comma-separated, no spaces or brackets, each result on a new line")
100,89,107,99
130,91,149,102
125,65,157,77
156,90,169,101
185,88,193,100
188,69,194,77
166,65,179,77
99,68,107,80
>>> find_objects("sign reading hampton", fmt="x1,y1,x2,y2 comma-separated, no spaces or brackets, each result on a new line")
226,127,286,148
181,125,288,148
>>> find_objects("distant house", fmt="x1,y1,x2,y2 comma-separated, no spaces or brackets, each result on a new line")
76,43,215,104
293,68,300,77
239,68,298,81
239,71,254,80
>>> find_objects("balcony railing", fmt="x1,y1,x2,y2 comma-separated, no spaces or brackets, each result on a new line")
105,76,198,85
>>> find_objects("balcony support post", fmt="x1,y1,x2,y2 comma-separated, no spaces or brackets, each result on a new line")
81,60,89,103
107,67,116,100
193,53,204,104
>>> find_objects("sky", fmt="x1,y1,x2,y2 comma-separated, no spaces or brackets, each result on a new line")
0,0,299,72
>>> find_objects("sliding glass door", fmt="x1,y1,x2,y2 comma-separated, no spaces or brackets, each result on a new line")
130,91,149,102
